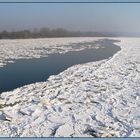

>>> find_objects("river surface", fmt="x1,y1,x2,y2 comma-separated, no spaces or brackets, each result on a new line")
0,39,121,93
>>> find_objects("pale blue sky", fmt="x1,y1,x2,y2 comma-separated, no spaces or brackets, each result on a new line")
0,1,140,34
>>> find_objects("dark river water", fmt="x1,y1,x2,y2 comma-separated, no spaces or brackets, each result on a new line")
0,39,121,93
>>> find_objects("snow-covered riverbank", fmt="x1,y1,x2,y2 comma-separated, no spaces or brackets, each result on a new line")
0,37,140,137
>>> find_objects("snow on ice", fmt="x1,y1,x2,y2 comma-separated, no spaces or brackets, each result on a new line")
0,37,140,137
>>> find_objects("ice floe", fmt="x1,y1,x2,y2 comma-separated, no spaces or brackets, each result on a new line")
0,37,102,67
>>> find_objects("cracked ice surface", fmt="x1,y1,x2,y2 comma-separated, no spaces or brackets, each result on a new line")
0,37,140,137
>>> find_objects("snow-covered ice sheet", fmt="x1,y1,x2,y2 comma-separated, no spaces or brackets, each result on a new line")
0,37,140,137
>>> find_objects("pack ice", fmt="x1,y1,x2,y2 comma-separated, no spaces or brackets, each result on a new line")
0,37,139,137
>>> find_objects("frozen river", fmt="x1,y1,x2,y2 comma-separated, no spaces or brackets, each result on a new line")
0,39,120,93
0,38,139,137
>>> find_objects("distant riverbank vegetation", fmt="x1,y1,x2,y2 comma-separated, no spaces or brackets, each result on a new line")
0,28,112,39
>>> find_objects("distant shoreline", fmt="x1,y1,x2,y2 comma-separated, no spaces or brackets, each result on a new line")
0,27,114,39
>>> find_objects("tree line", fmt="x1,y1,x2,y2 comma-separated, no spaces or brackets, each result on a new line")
0,27,109,39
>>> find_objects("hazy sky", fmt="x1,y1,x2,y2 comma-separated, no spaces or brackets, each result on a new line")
0,0,140,33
